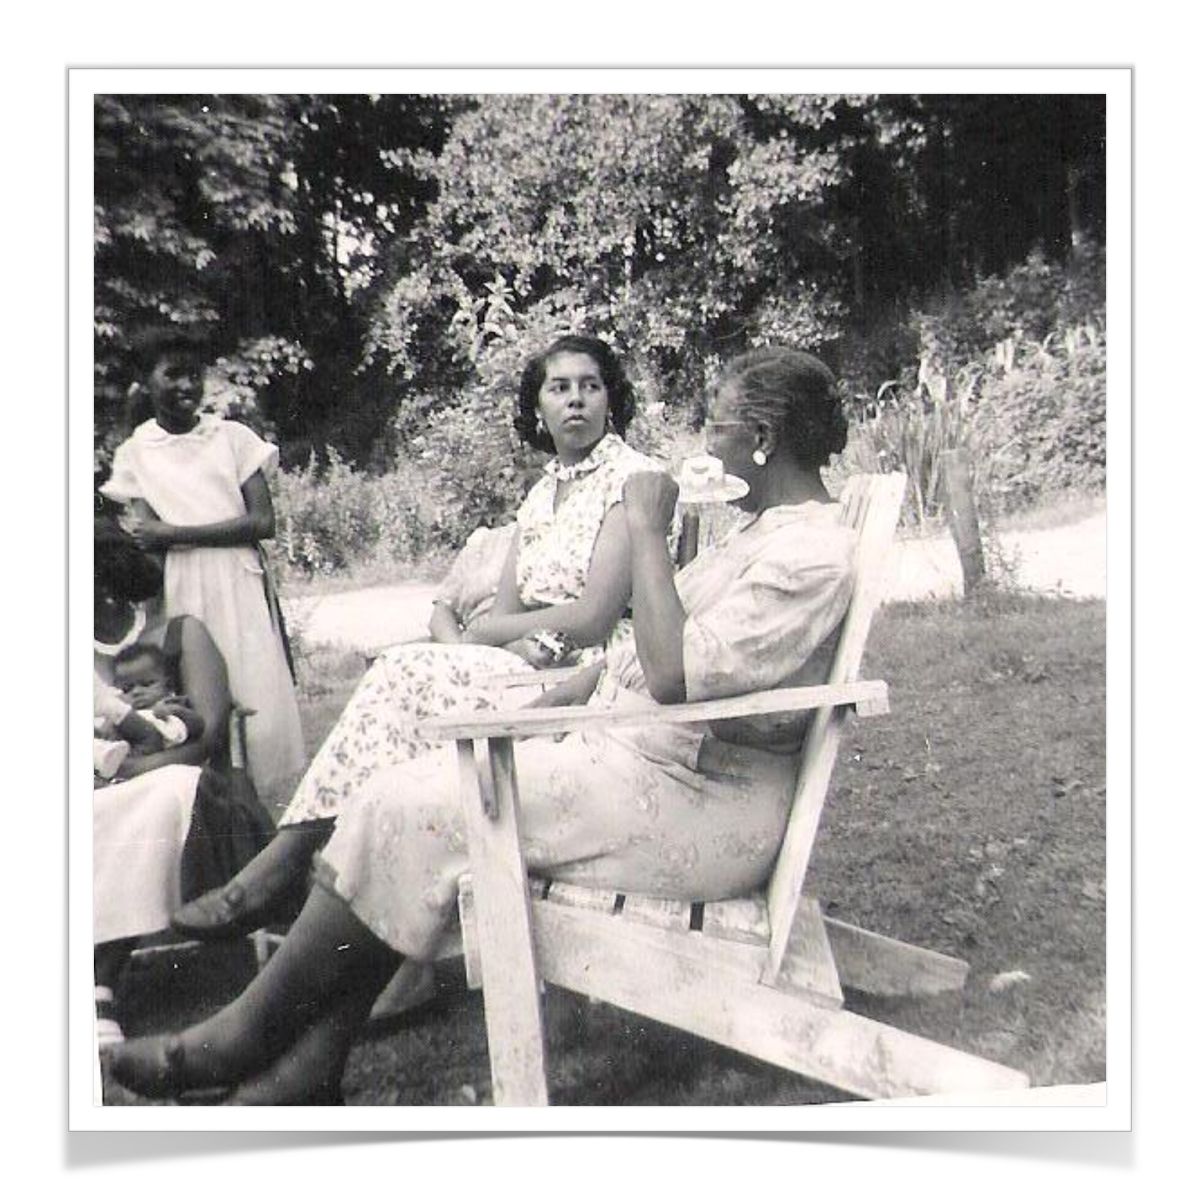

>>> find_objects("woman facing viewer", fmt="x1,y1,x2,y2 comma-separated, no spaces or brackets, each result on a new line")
100,328,305,799
171,334,666,942
106,346,855,1104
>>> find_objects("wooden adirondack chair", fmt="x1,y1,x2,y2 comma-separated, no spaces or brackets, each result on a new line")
416,472,1030,1105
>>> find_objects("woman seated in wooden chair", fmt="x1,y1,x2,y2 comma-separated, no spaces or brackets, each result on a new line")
104,347,858,1104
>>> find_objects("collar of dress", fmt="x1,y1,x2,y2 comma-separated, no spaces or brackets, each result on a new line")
541,432,623,483
93,603,148,658
134,414,223,447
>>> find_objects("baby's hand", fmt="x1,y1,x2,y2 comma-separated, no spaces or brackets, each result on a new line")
152,696,192,719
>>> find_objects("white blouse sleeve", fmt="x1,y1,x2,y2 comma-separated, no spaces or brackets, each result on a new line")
682,549,854,702
224,421,279,484
99,439,143,503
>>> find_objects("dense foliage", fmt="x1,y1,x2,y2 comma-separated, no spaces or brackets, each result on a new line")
93,92,1107,574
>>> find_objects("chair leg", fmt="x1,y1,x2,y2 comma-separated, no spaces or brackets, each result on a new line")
456,739,549,1105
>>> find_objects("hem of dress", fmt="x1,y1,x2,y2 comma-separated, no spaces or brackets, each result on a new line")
311,854,447,963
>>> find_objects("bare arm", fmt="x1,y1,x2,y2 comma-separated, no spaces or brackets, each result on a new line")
462,505,633,649
521,661,604,709
428,600,465,645
483,528,526,619
126,470,275,552
624,473,688,704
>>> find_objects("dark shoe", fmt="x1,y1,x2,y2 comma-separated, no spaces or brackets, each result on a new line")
103,1034,231,1101
171,878,305,942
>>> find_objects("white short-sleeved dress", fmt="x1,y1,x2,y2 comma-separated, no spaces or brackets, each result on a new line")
279,433,666,827
318,500,856,961
101,416,305,797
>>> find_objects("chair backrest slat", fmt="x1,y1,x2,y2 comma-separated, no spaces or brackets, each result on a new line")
763,473,906,983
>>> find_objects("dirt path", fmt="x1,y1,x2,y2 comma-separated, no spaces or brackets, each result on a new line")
283,509,1106,653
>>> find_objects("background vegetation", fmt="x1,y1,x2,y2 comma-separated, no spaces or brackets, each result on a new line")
94,93,1106,579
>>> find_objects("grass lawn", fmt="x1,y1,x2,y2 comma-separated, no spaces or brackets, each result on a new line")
114,590,1106,1105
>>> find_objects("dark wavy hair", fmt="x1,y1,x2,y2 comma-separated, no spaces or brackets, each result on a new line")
514,334,637,453
125,323,215,426
716,347,848,468
128,323,214,375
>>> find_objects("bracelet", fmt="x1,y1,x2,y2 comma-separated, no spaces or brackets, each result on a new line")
530,629,573,664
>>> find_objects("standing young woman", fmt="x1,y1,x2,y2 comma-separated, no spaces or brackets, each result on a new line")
170,334,671,944
100,329,305,800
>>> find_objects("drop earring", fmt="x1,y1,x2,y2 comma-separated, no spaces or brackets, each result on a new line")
535,414,547,434
752,448,768,467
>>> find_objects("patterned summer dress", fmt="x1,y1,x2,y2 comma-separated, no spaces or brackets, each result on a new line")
318,500,857,961
279,434,666,826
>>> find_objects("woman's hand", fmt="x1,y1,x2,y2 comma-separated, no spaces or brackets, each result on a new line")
622,471,678,536
123,511,175,552
505,635,558,669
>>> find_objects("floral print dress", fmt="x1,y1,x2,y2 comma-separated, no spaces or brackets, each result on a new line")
318,501,857,961
280,434,665,826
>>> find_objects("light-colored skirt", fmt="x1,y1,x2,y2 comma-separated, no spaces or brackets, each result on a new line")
281,642,534,826
165,545,305,800
319,725,798,961
93,765,200,944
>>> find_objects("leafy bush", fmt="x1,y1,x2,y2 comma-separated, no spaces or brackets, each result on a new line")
843,245,1106,524
270,449,432,578
392,390,531,553
973,322,1106,509
841,366,982,528
915,242,1105,367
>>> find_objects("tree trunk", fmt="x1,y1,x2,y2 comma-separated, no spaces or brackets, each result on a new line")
940,448,986,595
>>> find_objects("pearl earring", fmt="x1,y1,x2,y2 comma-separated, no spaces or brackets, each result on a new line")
536,414,547,434
752,449,768,467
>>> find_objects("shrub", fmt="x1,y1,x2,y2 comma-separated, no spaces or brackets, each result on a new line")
270,449,431,578
973,322,1106,509
843,244,1106,524
393,389,532,553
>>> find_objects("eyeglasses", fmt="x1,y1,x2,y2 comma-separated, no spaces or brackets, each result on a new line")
701,420,746,450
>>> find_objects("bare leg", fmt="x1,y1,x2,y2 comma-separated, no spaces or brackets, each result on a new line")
369,959,437,1022
225,988,374,1105
107,883,399,1097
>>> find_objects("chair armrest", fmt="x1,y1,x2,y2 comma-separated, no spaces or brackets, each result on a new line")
415,678,888,742
487,666,589,688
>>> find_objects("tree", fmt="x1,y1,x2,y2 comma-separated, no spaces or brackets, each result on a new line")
94,93,452,472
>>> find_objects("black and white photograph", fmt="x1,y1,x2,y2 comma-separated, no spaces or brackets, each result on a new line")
69,67,1127,1130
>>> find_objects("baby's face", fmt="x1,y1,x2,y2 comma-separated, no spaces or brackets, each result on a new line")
114,655,172,710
